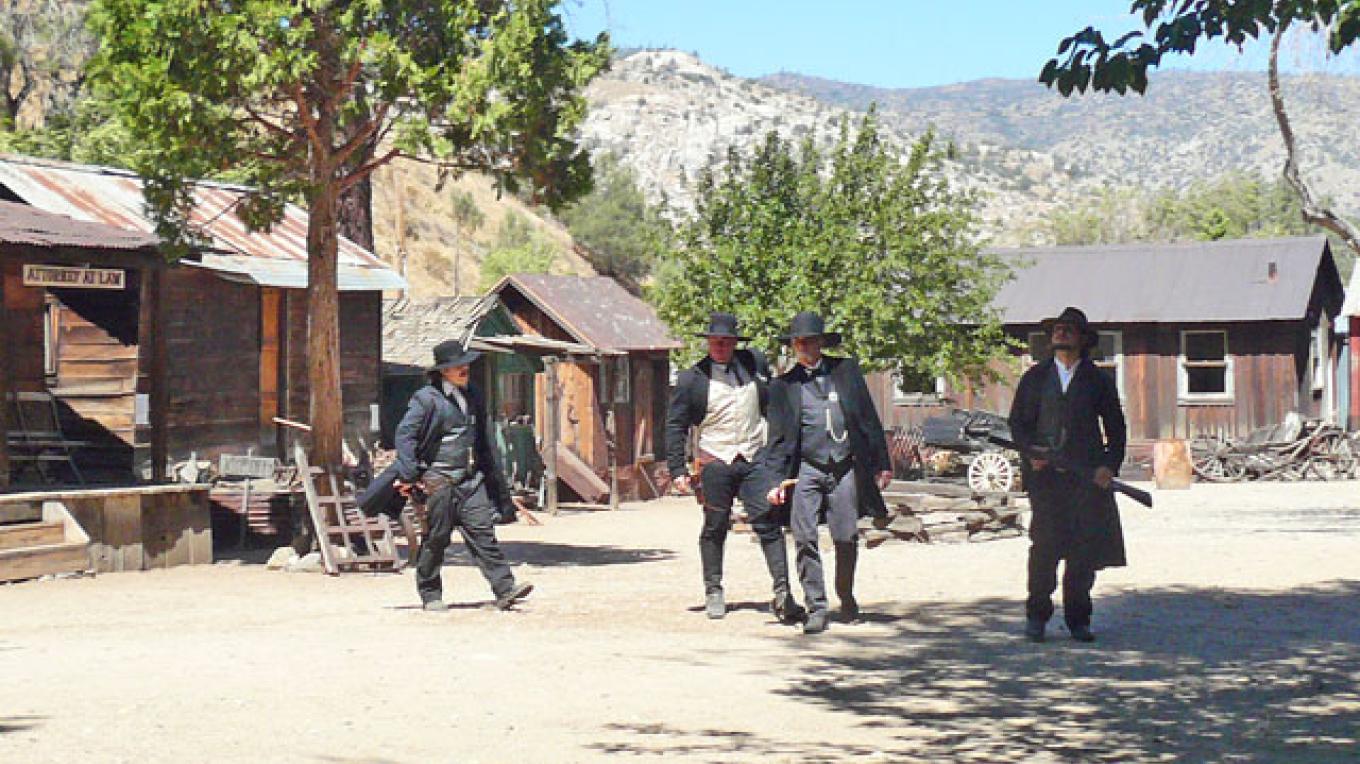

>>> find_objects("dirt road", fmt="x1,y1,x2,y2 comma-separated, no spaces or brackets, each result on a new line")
2,482,1358,762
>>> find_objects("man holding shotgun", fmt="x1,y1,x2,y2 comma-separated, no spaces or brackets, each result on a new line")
1008,307,1128,644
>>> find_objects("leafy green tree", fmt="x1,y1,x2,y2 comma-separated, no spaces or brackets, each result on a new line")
478,212,559,290
559,152,671,286
652,112,1011,387
87,0,608,466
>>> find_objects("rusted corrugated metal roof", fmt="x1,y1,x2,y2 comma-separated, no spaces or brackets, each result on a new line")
0,200,160,252
0,154,405,292
493,273,681,352
988,236,1340,324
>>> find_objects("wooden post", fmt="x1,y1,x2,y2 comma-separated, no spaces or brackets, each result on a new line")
606,406,619,511
146,268,168,482
543,356,560,516
0,261,11,489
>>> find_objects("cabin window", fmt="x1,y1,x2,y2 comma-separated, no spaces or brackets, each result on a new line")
42,294,60,379
893,369,944,405
610,356,630,404
1027,332,1050,362
1179,330,1232,400
1311,314,1329,393
1091,331,1124,398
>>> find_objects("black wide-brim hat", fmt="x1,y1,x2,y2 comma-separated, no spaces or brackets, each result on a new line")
430,338,481,370
778,311,842,347
1040,306,1098,349
694,311,751,341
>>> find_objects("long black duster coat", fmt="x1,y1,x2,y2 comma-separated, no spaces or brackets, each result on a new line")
1008,357,1128,569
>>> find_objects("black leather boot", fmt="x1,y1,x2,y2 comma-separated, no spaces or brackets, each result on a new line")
834,541,860,623
760,532,805,624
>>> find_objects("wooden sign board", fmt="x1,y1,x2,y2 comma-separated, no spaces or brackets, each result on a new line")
23,264,126,290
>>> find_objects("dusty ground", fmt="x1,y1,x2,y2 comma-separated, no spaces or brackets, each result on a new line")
2,481,1359,763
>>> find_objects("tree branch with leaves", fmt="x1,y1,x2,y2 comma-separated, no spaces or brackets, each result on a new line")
87,0,609,466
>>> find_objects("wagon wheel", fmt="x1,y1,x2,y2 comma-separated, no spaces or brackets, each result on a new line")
1190,436,1240,482
967,451,1015,493
1305,431,1355,481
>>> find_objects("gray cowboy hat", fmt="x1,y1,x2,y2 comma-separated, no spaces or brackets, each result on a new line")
430,338,481,370
1040,306,1098,350
778,311,842,347
694,311,751,341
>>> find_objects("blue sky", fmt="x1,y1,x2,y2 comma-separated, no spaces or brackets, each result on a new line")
560,0,1358,89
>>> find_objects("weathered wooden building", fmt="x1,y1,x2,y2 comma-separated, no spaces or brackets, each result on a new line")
489,274,680,501
870,236,1345,464
0,155,404,484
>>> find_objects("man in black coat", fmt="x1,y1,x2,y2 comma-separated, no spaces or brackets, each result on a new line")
1008,307,1127,643
666,312,804,624
388,339,532,612
763,312,892,635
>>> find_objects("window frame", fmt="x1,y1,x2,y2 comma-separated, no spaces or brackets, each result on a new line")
1178,329,1234,403
892,371,945,406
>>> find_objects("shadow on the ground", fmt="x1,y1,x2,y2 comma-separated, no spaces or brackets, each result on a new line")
0,715,44,735
591,581,1360,762
440,541,675,568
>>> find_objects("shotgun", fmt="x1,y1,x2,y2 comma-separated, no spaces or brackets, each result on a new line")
986,433,1153,508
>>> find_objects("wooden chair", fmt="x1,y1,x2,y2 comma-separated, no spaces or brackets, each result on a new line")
293,443,406,575
5,391,85,485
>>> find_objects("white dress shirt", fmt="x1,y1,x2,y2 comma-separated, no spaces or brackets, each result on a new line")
1054,356,1077,394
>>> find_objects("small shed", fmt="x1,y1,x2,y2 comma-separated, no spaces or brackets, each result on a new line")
0,154,404,483
489,274,681,502
870,236,1346,464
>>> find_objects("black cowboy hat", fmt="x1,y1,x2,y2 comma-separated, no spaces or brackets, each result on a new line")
694,311,750,341
430,338,481,371
778,311,842,347
1040,306,1098,349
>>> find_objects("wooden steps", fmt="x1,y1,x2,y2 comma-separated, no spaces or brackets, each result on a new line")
0,501,92,583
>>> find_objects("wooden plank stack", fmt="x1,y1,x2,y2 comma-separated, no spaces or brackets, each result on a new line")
860,480,1027,547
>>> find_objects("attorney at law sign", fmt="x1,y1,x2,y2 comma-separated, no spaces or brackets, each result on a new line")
22,264,126,290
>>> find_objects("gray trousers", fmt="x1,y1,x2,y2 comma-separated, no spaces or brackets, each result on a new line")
415,476,516,604
791,461,859,613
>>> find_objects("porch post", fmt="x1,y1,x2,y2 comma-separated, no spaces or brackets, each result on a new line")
543,356,560,516
142,266,168,482
0,260,11,489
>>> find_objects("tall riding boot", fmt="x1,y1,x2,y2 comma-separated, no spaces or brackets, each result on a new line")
833,541,860,622
758,529,805,624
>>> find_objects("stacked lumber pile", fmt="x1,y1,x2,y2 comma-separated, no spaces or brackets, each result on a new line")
860,480,1027,547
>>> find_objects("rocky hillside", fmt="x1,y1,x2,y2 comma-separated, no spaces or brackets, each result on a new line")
581,50,1360,246
368,160,595,300
578,50,1087,242
763,69,1360,219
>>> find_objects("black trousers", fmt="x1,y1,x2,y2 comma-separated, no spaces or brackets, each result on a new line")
1025,470,1103,628
1027,546,1097,628
415,475,516,604
698,456,790,597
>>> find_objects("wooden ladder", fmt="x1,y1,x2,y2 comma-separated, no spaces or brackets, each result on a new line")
294,444,406,575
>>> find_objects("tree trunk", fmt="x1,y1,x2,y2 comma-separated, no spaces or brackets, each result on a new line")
337,175,374,251
306,182,344,469
1269,22,1360,260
